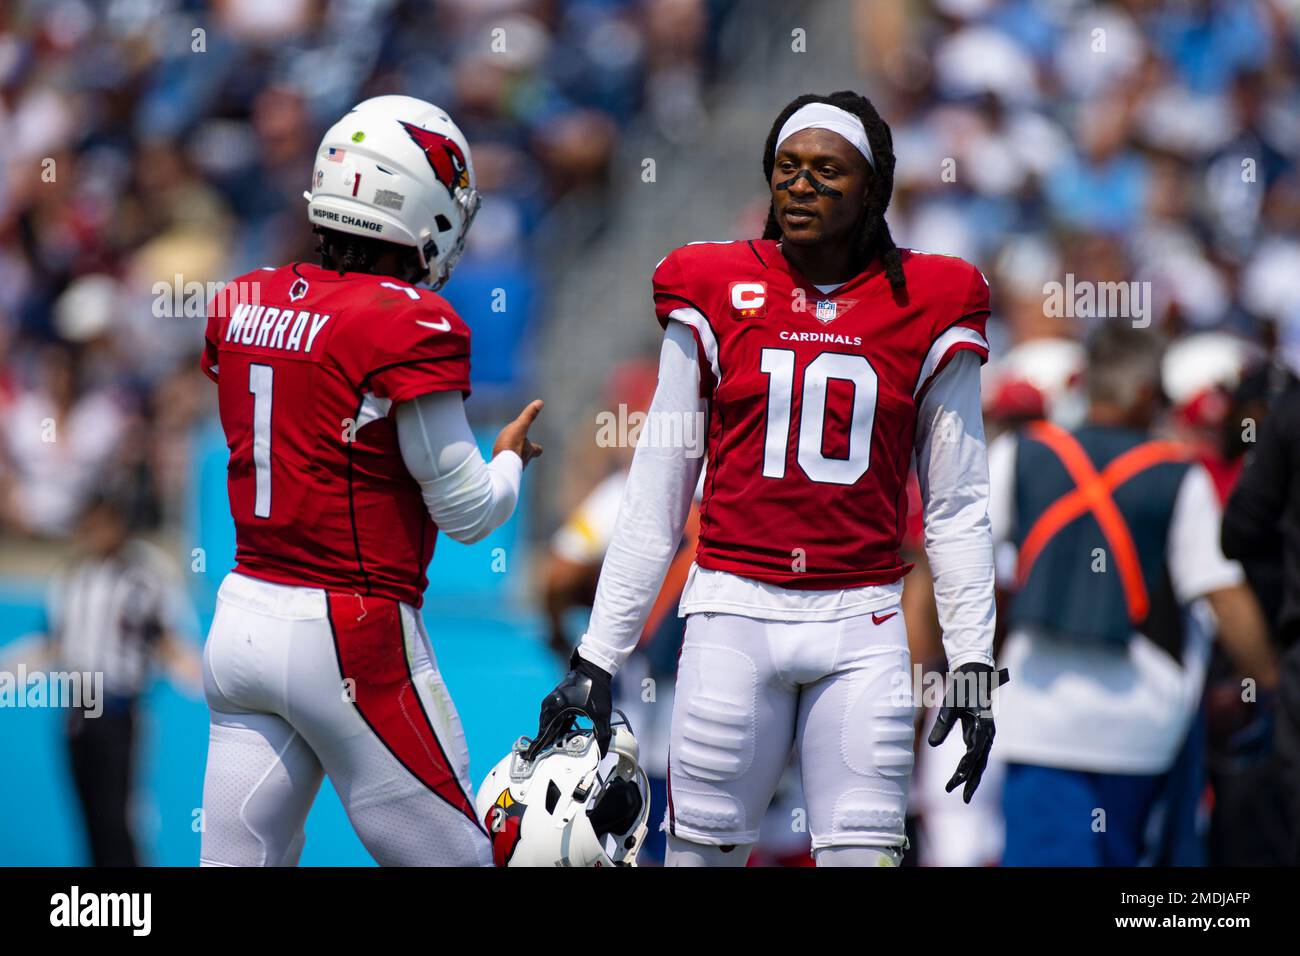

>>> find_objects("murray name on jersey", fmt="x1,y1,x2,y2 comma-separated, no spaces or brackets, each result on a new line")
221,302,332,355
201,263,473,607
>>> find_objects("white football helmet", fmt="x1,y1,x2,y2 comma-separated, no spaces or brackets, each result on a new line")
304,94,480,290
475,714,651,867
1161,331,1261,407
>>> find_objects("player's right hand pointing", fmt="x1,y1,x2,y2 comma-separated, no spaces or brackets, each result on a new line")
494,399,544,468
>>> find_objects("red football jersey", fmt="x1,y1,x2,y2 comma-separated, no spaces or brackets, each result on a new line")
202,263,472,607
653,239,990,589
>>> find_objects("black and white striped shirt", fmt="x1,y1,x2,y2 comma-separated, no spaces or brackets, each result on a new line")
46,541,193,699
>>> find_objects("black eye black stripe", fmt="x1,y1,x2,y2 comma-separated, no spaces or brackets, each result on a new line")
775,169,842,198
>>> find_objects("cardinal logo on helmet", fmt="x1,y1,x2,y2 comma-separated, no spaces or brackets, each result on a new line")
484,788,524,867
399,120,470,198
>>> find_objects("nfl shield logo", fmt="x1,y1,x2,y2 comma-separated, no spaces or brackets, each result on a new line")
815,299,837,324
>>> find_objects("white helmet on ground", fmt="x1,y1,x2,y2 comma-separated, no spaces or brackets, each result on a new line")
475,713,651,867
304,94,480,290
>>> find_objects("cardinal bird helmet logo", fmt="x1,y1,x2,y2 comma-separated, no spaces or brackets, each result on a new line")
484,788,525,867
399,120,471,198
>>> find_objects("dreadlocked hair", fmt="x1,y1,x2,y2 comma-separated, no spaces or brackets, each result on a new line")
315,226,424,284
761,90,906,296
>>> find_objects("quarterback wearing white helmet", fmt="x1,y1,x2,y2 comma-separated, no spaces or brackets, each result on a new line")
475,714,651,867
198,95,544,867
304,94,480,290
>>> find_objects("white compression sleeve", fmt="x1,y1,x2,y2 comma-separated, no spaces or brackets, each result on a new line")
913,350,996,669
395,391,522,545
578,320,706,676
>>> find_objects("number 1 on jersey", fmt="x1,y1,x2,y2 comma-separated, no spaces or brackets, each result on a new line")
760,348,878,486
249,364,273,518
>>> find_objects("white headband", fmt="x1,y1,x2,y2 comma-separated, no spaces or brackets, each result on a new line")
774,102,875,170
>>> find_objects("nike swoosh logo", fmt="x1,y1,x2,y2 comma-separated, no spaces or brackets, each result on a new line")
416,318,451,331
871,611,898,625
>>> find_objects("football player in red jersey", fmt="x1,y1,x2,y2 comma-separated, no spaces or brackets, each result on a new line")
198,96,542,866
533,91,1007,866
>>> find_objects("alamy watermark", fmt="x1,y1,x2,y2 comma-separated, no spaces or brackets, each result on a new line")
152,275,262,319
595,403,707,458
890,663,1004,715
1,666,103,717
1043,273,1151,328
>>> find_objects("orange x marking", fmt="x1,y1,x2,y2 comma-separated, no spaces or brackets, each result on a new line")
1016,420,1190,624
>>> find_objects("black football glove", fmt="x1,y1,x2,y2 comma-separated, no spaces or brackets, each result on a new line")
927,662,1010,804
527,648,613,760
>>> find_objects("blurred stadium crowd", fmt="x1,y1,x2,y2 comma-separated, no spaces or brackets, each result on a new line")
874,0,1299,401
1,0,1299,866
0,0,730,540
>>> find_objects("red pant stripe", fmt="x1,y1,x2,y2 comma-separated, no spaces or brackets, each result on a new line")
326,593,480,830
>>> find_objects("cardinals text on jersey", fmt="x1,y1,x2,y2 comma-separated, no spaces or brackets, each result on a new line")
653,239,990,589
202,263,473,606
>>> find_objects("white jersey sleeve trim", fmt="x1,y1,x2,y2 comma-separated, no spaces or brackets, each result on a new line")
914,325,990,399
665,306,720,384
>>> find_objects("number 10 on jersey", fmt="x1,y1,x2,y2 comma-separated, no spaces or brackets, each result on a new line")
759,348,878,486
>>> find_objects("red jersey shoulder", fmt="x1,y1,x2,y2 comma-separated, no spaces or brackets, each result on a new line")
651,240,766,326
901,250,992,398
201,266,282,381
897,249,990,336
206,265,277,322
201,267,472,401
329,277,472,402
328,279,470,355
319,277,473,400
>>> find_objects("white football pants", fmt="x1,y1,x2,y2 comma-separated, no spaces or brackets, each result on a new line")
665,608,914,862
199,572,490,867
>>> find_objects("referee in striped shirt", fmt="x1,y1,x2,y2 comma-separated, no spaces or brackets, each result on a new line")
41,490,201,866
